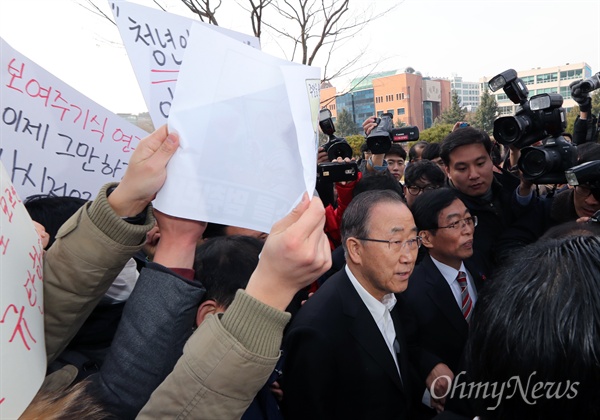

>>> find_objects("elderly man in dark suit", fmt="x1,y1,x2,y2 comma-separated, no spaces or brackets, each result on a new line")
281,189,443,419
403,187,486,416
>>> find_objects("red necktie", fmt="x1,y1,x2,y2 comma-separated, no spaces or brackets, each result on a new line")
457,271,472,323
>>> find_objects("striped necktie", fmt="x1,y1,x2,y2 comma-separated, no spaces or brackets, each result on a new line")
457,271,472,323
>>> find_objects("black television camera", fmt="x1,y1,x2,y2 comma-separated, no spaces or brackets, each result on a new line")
366,112,419,154
489,69,576,184
390,125,420,143
317,108,358,183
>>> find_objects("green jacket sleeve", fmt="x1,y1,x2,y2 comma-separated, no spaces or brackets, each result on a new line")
137,290,290,420
44,182,154,363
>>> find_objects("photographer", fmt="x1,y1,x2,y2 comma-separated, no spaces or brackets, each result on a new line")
496,144,600,258
570,77,599,145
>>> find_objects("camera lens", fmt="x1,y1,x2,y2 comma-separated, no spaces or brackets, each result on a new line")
327,141,353,160
493,116,528,145
519,148,547,177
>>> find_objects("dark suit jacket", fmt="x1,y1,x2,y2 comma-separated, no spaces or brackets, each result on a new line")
402,254,486,380
281,268,418,420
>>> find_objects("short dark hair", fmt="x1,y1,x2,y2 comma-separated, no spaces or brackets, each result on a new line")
409,140,429,161
352,171,404,199
540,219,600,240
403,160,446,188
410,187,460,231
341,189,405,254
466,235,600,418
421,142,441,161
202,222,228,239
440,126,492,166
24,195,89,248
360,142,370,154
385,144,407,160
577,142,600,163
193,235,264,308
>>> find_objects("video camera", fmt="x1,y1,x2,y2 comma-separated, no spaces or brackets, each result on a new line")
489,69,576,184
319,108,353,160
579,72,600,94
317,108,358,183
366,112,420,154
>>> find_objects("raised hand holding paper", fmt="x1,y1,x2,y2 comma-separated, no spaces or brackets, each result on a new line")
154,21,321,234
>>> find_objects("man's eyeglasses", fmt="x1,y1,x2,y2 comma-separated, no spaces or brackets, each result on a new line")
575,185,600,201
434,216,478,231
356,237,422,252
406,185,440,196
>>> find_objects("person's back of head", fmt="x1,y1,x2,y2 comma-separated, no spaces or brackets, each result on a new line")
24,195,88,248
421,142,441,161
439,126,493,167
540,219,600,240
352,171,404,199
409,140,429,162
194,235,264,308
466,234,600,419
577,141,600,163
404,160,446,188
360,141,370,157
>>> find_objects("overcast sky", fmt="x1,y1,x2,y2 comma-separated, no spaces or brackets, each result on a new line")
1,0,598,115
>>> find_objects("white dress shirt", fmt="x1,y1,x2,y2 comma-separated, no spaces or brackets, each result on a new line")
430,257,478,309
345,265,401,374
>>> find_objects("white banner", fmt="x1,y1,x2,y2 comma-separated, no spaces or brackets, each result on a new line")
110,0,260,128
0,37,149,201
0,161,46,419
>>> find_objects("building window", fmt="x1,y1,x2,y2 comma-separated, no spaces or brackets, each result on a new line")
496,93,509,102
397,108,405,115
387,109,394,115
560,86,572,99
560,69,583,80
395,92,405,100
377,111,384,117
499,106,513,115
536,73,558,84
536,87,558,94
521,75,535,85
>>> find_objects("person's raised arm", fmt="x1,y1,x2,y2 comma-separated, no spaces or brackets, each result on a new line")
44,125,180,362
138,194,332,420
245,192,331,311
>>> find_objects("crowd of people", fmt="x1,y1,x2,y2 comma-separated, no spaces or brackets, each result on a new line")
13,80,600,419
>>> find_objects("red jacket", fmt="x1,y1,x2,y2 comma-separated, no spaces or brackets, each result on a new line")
323,171,362,250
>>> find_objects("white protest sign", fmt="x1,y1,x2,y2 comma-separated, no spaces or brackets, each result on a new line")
0,37,149,201
109,0,260,128
0,161,46,419
154,22,321,234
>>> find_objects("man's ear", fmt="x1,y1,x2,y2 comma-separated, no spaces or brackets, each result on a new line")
346,237,363,265
444,164,451,179
420,229,434,249
196,300,219,326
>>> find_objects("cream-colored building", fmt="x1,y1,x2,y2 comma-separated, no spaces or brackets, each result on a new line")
480,62,593,115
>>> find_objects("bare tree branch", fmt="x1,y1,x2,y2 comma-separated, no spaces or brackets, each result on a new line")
180,0,222,25
241,0,273,38
76,0,116,25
